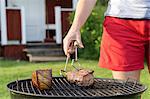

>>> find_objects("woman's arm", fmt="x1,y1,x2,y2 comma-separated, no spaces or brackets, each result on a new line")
63,0,97,55
71,0,97,30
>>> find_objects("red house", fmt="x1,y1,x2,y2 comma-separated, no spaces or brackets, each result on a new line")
0,0,78,61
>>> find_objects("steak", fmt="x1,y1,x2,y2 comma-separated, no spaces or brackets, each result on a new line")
66,69,94,87
32,69,52,90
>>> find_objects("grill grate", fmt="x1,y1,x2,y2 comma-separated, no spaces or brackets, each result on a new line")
7,77,147,98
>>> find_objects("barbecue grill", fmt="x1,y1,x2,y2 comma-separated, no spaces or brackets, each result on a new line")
7,77,147,99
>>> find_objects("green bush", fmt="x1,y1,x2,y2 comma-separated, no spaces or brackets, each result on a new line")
69,2,107,60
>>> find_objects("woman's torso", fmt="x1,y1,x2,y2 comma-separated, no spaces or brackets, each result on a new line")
105,0,150,19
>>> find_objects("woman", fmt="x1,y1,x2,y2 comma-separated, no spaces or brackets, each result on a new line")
63,0,150,81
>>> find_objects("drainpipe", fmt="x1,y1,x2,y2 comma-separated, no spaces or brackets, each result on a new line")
0,0,8,45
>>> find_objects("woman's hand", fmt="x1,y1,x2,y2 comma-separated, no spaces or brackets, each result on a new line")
63,29,84,56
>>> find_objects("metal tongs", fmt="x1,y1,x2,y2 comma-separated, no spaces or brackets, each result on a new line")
60,41,81,76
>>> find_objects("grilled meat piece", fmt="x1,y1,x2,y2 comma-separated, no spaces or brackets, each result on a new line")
66,69,94,87
32,69,52,90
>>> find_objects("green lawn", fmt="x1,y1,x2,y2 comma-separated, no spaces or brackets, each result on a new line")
0,59,149,99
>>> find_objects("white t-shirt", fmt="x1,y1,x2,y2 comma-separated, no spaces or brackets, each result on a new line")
105,0,150,19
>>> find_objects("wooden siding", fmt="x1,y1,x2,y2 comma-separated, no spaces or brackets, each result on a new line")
46,0,72,24
2,45,26,60
0,46,2,57
45,0,72,41
61,11,71,37
6,9,22,41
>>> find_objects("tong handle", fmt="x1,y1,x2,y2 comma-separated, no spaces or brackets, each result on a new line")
70,53,75,60
70,45,78,61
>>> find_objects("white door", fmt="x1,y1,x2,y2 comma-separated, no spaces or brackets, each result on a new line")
8,0,46,42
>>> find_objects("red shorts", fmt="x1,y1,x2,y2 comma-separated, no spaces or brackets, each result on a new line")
99,16,150,71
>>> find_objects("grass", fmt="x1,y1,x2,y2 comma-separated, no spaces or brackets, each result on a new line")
0,59,149,99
